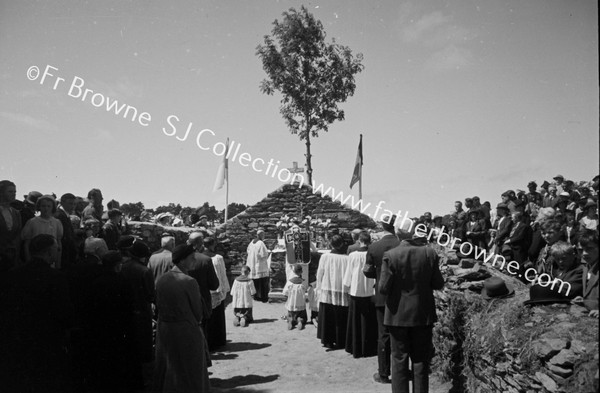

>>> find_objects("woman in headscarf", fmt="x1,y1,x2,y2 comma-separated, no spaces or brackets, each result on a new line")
153,244,210,393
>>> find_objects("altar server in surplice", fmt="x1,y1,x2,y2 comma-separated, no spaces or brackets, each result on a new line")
316,235,350,349
343,231,377,358
246,229,270,303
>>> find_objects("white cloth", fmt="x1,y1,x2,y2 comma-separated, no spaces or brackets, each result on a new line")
343,250,375,298
283,276,307,312
210,254,230,308
316,252,350,306
230,278,256,308
246,240,269,279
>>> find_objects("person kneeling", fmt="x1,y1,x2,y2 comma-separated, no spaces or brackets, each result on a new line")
231,265,256,327
283,265,308,330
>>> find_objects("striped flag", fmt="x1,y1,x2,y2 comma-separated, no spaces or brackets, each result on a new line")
349,134,362,189
213,138,229,192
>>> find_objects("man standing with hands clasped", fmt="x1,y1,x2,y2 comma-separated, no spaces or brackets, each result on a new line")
379,218,444,393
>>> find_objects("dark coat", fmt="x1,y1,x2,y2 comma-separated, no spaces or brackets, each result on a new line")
554,264,584,299
101,221,121,251
364,233,400,307
0,258,73,392
379,238,444,327
55,208,78,270
508,222,532,264
0,205,21,271
120,258,155,362
582,264,599,311
188,251,220,319
465,219,487,249
494,216,513,246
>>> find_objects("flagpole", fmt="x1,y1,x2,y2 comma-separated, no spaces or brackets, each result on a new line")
359,134,363,201
225,138,229,223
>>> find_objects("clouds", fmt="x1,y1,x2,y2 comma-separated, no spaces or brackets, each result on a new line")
397,5,477,72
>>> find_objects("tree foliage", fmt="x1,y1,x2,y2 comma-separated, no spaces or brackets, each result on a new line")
121,201,145,219
220,202,248,221
256,6,364,184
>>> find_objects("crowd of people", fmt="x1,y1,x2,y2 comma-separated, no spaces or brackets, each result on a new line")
0,174,597,393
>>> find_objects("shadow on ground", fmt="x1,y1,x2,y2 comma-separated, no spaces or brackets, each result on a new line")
223,341,272,352
252,318,278,324
210,374,279,392
210,352,239,361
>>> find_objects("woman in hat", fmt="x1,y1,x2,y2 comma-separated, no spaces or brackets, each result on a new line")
535,219,564,276
153,244,210,393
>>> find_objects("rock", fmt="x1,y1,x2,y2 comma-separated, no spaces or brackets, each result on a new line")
533,338,569,360
555,313,570,322
554,322,577,334
459,258,477,268
535,372,558,392
549,348,577,368
524,322,534,327
569,305,589,317
570,339,586,354
548,363,573,378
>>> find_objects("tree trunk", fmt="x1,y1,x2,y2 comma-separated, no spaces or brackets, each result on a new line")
305,122,313,186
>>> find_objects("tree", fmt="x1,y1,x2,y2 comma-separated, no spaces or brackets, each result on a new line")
121,201,145,219
197,202,219,224
256,6,364,185
220,203,248,221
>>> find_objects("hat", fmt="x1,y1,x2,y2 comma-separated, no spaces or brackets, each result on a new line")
433,215,442,221
101,250,123,268
199,215,207,220
481,277,514,300
553,175,564,181
116,235,136,250
465,197,473,202
24,191,43,205
523,284,570,306
585,200,597,208
527,181,537,188
496,203,509,211
559,192,570,198
541,181,550,188
468,209,480,217
564,180,574,186
172,244,196,264
380,214,396,233
107,209,122,219
129,239,151,259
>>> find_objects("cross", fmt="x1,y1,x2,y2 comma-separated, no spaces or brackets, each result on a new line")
287,161,304,174
288,161,305,186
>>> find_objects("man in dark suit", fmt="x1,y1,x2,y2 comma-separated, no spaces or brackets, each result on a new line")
363,215,400,384
503,211,532,266
379,220,444,393
492,203,513,252
55,193,78,270
187,232,220,327
346,228,362,255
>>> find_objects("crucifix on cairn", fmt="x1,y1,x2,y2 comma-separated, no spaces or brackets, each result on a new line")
287,161,304,185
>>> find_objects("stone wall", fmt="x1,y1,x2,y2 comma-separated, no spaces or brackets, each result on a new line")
432,247,599,393
217,183,377,268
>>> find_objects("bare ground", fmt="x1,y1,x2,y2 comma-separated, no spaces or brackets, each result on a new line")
207,299,451,393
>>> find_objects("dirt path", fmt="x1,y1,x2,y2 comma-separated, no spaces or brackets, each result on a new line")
208,299,451,393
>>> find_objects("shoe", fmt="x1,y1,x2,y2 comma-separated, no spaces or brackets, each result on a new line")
312,318,318,328
287,320,294,330
233,317,240,327
297,317,305,330
373,373,391,384
240,317,247,327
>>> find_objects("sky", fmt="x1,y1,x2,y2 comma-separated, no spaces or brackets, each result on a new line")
1,0,598,220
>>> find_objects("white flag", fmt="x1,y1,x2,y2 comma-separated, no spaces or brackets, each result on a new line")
213,138,229,192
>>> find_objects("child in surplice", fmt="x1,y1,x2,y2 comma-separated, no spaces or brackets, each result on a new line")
230,265,256,327
283,264,308,330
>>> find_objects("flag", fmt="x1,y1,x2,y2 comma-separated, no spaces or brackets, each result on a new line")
349,134,362,189
213,138,229,192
